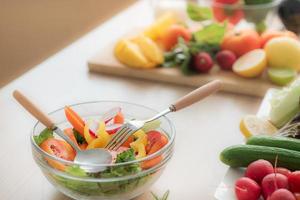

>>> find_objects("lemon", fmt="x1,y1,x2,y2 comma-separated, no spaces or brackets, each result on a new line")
114,39,156,68
132,35,164,65
240,115,277,139
143,12,177,40
265,37,300,71
267,68,297,86
233,49,267,78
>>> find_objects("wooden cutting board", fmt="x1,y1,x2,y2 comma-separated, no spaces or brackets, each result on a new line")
88,41,278,97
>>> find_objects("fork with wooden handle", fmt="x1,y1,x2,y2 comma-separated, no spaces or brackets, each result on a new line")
105,80,222,150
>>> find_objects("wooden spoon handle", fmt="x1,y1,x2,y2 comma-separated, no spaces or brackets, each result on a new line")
170,80,222,112
13,90,55,129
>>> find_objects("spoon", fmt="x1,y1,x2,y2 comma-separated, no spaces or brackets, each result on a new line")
13,90,112,172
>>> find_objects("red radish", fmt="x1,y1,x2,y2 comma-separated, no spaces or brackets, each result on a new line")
245,159,274,184
193,52,214,73
101,107,121,124
106,123,122,135
289,171,300,193
235,177,261,200
275,168,291,177
215,50,237,70
261,173,289,199
269,189,296,200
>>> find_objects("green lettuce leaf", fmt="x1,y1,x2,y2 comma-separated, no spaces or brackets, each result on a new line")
34,128,53,145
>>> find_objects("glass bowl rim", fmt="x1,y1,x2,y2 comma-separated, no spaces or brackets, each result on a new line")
30,100,176,168
203,0,282,9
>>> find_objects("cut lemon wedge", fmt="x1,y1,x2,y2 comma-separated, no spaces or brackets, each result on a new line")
233,49,267,78
240,115,277,139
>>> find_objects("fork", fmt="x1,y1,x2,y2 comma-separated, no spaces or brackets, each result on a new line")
105,80,222,150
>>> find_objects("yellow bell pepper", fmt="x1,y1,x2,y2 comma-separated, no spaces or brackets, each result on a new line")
84,120,95,144
87,121,111,149
130,130,147,159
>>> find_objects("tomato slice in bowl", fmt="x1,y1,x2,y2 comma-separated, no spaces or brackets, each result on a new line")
40,138,76,171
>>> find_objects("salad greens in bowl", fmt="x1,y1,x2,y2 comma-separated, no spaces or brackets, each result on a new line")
31,101,175,200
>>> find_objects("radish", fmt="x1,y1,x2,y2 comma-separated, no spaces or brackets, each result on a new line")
269,189,296,200
288,171,300,193
261,173,289,199
235,177,261,200
245,159,274,184
275,167,291,177
106,123,122,135
101,107,121,124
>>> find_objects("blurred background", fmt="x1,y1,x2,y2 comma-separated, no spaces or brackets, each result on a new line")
0,0,136,87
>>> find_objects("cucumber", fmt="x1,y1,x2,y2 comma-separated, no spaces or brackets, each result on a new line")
247,135,300,152
220,145,300,170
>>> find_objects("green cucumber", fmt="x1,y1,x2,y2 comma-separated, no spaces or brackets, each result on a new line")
220,145,300,170
247,135,300,152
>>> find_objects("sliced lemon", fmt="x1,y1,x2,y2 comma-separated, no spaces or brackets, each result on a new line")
240,115,277,139
143,12,177,40
233,49,267,78
114,39,156,68
132,35,164,65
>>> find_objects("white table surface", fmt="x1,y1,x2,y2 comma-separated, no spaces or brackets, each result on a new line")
0,1,262,199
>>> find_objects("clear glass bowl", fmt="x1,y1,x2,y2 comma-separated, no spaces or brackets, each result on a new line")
31,101,175,200
198,0,282,30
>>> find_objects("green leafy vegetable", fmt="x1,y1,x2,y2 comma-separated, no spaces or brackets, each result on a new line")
100,148,141,178
244,0,273,5
193,23,226,45
34,128,53,145
73,128,87,144
151,190,170,200
163,37,193,75
66,165,87,177
187,3,212,21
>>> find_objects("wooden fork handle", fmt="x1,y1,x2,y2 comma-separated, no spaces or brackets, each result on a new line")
170,80,222,112
13,90,55,129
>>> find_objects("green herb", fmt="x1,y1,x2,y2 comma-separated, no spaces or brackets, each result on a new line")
151,190,170,200
34,128,53,145
187,3,212,21
193,23,226,45
73,128,87,144
100,148,141,178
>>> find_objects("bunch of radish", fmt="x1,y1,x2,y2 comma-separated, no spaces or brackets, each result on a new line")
235,159,300,200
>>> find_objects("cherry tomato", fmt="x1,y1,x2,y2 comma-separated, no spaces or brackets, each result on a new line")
40,138,76,171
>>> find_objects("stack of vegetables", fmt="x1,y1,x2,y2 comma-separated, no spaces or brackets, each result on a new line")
114,1,300,87
34,106,169,174
220,78,300,199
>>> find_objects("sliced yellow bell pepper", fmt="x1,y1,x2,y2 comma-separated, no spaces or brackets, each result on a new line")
84,121,95,144
130,130,147,159
87,121,111,149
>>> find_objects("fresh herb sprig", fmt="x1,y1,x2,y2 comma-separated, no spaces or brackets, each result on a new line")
151,190,170,200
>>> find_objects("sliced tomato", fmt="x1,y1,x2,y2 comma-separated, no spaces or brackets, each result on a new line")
146,131,168,154
64,106,85,136
102,107,121,124
40,138,76,171
141,156,163,170
145,131,162,153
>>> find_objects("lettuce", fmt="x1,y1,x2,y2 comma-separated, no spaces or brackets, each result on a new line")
34,128,53,145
